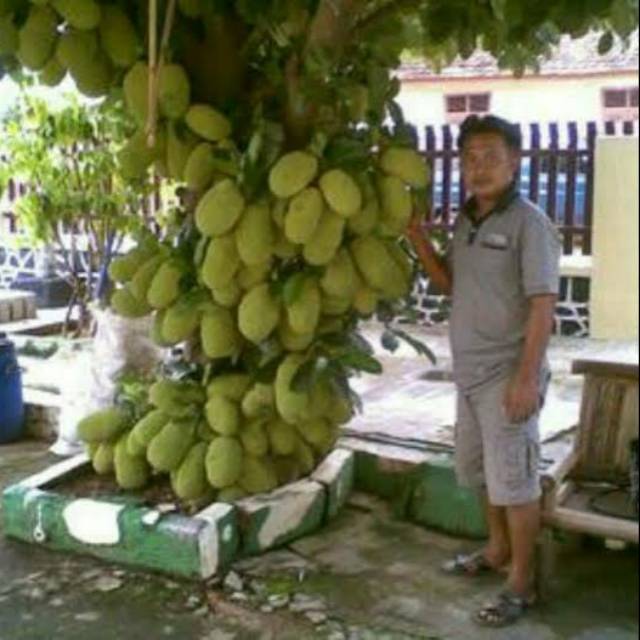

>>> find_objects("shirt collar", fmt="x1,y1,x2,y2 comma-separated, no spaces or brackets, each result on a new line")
463,183,521,226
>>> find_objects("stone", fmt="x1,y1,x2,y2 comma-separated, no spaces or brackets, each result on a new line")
229,592,249,603
90,576,124,593
223,571,244,593
74,611,102,622
49,597,64,608
305,611,328,625
267,594,290,609
28,587,45,601
289,593,327,613
186,594,202,609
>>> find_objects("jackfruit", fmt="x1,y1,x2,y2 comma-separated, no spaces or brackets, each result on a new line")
239,456,278,495
326,392,353,425
273,234,299,259
302,209,345,267
237,260,272,290
241,384,274,419
115,435,150,490
108,244,157,284
196,179,245,237
278,316,314,352
351,236,406,299
238,283,280,345
162,297,202,344
52,0,101,31
201,307,242,360
173,442,209,501
384,240,413,283
99,5,138,68
240,419,269,457
93,442,116,475
17,5,58,71
294,438,316,475
167,123,197,182
271,199,288,229
151,310,173,348
269,151,318,199
217,486,247,502
380,147,429,189
236,201,274,266
129,254,166,302
148,380,205,417
0,16,19,56
130,410,170,451
378,175,412,235
308,380,333,420
186,104,231,142
346,84,369,122
296,418,332,449
353,287,379,316
275,354,309,425
86,442,100,459
111,286,151,318
123,62,149,124
268,419,297,456
0,0,19,17
319,169,362,218
322,294,352,316
147,418,196,472
285,188,323,244
348,195,379,236
201,235,241,291
78,408,129,443
287,278,321,335
56,29,98,70
178,0,202,18
206,437,244,489
211,279,242,308
207,374,252,401
70,50,114,98
274,456,302,485
197,419,215,442
320,249,358,299
126,429,147,458
184,142,217,191
205,396,240,436
158,64,190,119
39,57,66,86
147,260,184,310
117,130,157,181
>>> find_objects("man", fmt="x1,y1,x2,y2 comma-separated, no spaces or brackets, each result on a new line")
407,115,561,628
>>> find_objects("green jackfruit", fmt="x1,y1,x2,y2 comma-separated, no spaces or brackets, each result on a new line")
351,236,406,299
117,130,157,181
346,84,369,122
296,418,333,449
380,147,429,189
184,142,217,191
294,438,316,475
111,286,151,318
0,0,19,17
207,374,251,401
201,307,242,359
273,234,299,259
278,316,314,352
147,419,196,472
354,287,379,316
384,240,413,284
115,435,150,490
56,29,98,69
196,179,245,237
108,244,157,284
201,235,241,291
237,260,272,290
206,437,244,489
178,0,202,18
70,50,114,98
197,419,215,442
239,456,278,495
272,199,288,229
322,294,352,316
348,195,379,236
326,392,353,425
186,104,231,142
241,384,274,419
0,15,19,56
129,254,166,302
123,62,149,124
287,279,321,336
320,249,358,299
206,396,240,436
274,456,302,485
162,297,202,344
147,260,184,309
303,209,345,267
126,429,147,458
319,169,362,218
148,380,205,417
99,5,138,68
130,410,170,450
18,5,58,71
217,486,248,502
378,175,412,236
52,0,101,30
167,124,197,182
39,57,66,86
86,442,100,459
269,151,318,199
151,310,173,348
78,408,129,443
93,442,116,475
268,419,297,456
158,64,190,119
285,188,323,244
211,279,242,308
308,380,333,420
275,354,309,425
238,283,280,345
173,442,209,501
240,419,269,457
236,202,274,266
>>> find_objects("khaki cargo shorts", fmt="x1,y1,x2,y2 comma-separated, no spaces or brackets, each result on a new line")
454,372,550,507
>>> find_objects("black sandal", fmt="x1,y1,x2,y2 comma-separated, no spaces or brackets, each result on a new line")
474,590,535,628
441,551,495,577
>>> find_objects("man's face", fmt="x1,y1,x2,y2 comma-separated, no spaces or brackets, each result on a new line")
461,133,520,201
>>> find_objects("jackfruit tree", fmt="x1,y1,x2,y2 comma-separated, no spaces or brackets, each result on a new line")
1,0,637,504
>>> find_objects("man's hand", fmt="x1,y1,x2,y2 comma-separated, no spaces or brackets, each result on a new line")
503,374,539,424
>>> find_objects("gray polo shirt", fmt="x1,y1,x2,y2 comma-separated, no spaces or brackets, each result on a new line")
448,190,561,392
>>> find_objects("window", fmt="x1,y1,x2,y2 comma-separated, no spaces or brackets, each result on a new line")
602,87,639,122
445,93,492,124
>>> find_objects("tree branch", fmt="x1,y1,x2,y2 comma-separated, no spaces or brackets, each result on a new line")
353,0,423,36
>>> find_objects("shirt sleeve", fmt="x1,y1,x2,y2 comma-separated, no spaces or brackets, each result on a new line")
520,212,561,298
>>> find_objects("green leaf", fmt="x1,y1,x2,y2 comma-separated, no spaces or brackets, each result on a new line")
389,328,437,364
337,351,383,375
283,272,309,306
598,31,615,55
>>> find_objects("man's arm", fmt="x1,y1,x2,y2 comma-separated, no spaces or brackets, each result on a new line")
407,217,453,296
504,294,556,423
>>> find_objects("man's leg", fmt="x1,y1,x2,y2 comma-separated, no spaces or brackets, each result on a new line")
484,496,511,569
506,500,540,596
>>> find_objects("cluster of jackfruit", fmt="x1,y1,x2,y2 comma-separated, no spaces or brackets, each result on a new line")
78,369,346,503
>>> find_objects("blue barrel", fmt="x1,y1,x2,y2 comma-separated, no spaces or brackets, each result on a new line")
0,333,25,444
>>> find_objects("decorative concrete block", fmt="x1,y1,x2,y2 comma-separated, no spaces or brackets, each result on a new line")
312,448,355,520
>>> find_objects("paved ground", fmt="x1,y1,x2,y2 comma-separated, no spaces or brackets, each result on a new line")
1,440,638,640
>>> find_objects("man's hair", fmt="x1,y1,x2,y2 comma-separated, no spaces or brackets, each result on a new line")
458,115,522,152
